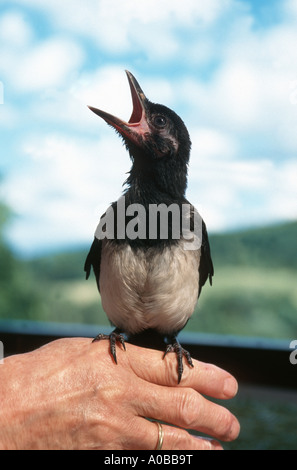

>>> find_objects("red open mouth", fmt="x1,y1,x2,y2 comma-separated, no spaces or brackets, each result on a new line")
127,71,147,124
88,70,150,143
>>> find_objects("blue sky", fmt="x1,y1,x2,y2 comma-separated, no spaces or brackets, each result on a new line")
0,0,297,255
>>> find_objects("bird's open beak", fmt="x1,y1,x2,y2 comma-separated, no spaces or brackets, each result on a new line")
88,71,150,146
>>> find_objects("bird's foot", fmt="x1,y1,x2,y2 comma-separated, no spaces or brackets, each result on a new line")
92,328,126,364
163,338,194,384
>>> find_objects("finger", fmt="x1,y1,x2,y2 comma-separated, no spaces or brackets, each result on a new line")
136,384,240,442
158,424,224,451
126,418,223,451
124,343,238,399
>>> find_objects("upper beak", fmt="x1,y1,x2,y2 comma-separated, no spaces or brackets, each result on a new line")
88,70,150,145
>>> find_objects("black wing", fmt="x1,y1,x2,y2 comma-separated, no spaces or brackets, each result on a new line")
184,199,214,297
84,237,102,290
198,219,214,296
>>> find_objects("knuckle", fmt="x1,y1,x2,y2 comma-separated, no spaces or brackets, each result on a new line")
166,427,192,450
168,428,218,451
176,429,194,449
218,410,238,441
164,356,181,385
177,389,202,429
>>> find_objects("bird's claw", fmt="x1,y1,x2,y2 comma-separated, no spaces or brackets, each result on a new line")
92,330,126,364
163,340,194,384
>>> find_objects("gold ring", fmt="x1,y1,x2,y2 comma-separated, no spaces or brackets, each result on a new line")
155,422,164,450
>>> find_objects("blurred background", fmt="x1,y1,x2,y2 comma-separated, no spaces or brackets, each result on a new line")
0,0,296,449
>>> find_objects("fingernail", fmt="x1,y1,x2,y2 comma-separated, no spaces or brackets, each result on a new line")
223,377,238,398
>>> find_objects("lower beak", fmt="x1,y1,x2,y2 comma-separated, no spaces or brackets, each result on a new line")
88,70,150,144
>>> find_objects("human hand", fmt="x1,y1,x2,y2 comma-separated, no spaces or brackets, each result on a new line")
0,337,239,450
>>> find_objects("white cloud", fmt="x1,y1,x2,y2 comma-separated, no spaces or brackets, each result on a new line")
26,65,142,136
0,11,33,48
11,0,233,57
188,153,297,231
284,0,297,21
4,126,296,254
27,65,178,135
190,127,238,161
2,133,131,253
211,62,262,129
15,0,227,28
0,11,84,94
11,38,84,92
268,160,297,221
73,66,133,120
1,0,297,253
181,59,295,138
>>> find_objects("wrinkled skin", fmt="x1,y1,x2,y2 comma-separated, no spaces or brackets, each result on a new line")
0,338,240,450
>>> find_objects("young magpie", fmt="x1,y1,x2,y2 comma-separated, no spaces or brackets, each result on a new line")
84,71,214,383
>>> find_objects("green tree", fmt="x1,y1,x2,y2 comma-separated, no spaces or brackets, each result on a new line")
0,201,44,321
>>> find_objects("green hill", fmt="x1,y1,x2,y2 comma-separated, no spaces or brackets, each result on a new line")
210,221,297,269
27,220,297,278
193,221,297,338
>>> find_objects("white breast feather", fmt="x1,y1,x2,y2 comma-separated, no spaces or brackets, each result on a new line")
99,240,200,335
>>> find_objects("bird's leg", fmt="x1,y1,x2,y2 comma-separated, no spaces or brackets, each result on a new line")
92,327,126,364
163,336,194,384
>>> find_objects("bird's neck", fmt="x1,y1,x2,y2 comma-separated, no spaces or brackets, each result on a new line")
125,161,188,204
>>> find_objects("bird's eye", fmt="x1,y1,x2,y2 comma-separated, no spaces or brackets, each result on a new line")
153,115,167,128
